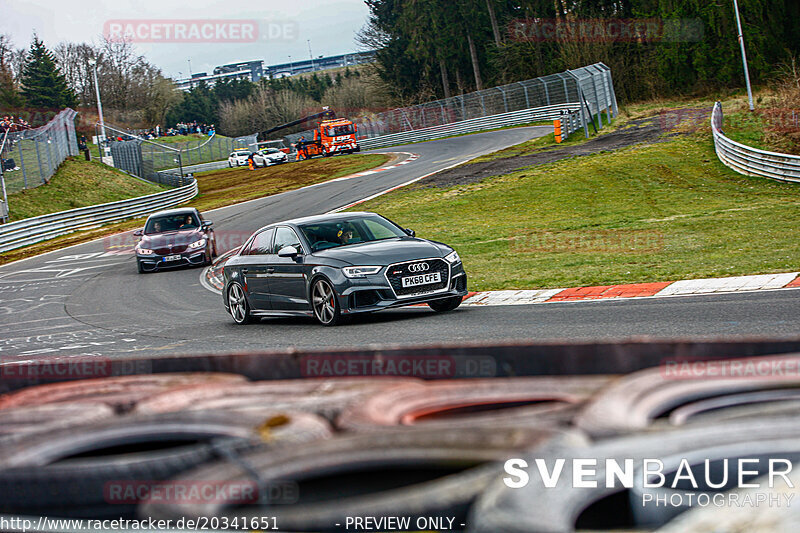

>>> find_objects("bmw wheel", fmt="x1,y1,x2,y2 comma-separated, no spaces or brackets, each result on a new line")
227,283,252,324
428,296,462,313
311,278,341,326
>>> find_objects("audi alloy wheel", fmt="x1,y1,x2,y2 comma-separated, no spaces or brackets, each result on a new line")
227,283,252,324
312,278,341,326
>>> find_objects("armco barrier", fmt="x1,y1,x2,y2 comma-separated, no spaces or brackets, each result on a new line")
0,180,198,253
711,102,800,183
358,103,580,150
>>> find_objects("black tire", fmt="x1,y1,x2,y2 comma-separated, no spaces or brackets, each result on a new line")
428,295,462,312
228,161,232,168
227,282,253,324
0,403,115,444
574,353,800,438
134,378,425,422
140,426,559,529
0,411,328,517
0,373,248,412
337,376,611,431
311,277,341,326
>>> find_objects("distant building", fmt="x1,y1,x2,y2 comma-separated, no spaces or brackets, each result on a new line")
173,52,375,91
265,51,376,78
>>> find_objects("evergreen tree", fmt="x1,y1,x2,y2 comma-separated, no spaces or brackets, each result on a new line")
19,36,76,109
0,62,23,110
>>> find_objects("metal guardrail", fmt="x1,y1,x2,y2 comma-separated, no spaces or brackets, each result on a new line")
358,103,581,150
0,179,198,253
711,102,800,183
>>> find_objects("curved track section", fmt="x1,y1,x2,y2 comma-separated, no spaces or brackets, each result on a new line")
1,126,800,360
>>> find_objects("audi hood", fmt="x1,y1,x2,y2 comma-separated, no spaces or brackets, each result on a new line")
311,238,450,265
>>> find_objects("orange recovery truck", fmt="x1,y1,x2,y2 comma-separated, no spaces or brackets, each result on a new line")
259,109,360,161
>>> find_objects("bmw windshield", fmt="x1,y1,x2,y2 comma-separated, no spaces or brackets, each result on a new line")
298,215,406,252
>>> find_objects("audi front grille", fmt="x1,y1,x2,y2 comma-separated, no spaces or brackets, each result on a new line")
384,258,450,298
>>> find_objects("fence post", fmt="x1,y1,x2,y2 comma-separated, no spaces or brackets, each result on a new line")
541,79,551,106
18,141,27,189
34,140,45,185
591,73,604,128
499,87,508,113
520,82,530,108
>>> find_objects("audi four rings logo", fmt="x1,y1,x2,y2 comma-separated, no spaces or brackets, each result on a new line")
408,262,429,273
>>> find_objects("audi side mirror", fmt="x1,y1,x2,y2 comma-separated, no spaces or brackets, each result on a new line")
404,228,416,237
133,229,143,237
202,220,214,228
278,245,299,258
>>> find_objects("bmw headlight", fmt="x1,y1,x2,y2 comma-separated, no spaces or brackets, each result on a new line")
445,250,461,264
136,247,154,255
342,266,382,278
188,238,207,250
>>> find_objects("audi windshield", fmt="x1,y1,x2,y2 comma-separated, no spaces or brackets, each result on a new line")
298,214,407,251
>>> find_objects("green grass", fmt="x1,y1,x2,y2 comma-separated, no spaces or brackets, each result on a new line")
351,129,800,291
190,154,391,212
6,157,166,221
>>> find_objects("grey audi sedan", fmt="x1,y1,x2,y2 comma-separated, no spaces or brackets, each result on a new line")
222,212,467,326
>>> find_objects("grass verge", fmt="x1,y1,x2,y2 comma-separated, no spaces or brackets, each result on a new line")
351,120,800,291
0,154,391,265
6,158,166,221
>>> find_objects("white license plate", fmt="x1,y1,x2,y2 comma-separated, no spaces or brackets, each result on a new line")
402,272,441,288
163,254,181,262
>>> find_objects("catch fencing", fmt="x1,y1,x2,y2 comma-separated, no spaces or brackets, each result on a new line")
0,179,198,253
284,63,617,149
0,109,79,194
711,102,800,183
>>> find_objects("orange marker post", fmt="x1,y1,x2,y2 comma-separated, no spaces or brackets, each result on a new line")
554,119,563,143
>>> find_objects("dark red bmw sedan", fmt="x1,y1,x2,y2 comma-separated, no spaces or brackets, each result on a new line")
133,208,217,273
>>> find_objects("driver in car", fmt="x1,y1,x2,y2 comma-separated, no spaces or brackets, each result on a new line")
179,215,195,229
338,229,354,244
152,221,162,233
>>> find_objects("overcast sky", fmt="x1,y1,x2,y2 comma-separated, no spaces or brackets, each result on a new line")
0,0,371,78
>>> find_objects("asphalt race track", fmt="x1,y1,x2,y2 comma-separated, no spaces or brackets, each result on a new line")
1,126,799,360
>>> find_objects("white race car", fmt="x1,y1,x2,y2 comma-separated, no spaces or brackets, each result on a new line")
254,148,288,167
228,150,251,167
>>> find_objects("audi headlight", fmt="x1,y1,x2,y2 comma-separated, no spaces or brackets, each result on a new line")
188,238,207,250
136,247,154,255
342,266,382,278
445,250,461,264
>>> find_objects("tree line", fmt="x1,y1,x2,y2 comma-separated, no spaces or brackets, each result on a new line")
0,34,179,131
360,0,800,103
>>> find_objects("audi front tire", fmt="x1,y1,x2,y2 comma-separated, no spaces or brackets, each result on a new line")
227,283,253,325
311,278,341,326
428,296,462,313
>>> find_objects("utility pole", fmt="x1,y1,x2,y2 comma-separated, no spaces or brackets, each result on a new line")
88,58,106,147
307,40,314,72
188,59,193,89
733,0,755,111
0,128,9,223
